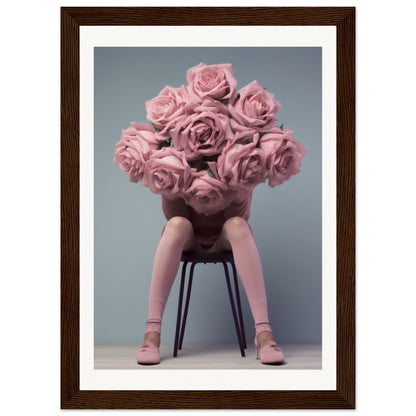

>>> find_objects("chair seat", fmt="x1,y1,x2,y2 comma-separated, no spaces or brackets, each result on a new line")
181,251,234,263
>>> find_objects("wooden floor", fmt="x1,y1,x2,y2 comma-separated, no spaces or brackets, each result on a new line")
95,344,322,370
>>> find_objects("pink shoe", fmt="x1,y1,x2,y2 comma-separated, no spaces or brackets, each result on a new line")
137,319,161,365
254,334,285,365
137,343,160,365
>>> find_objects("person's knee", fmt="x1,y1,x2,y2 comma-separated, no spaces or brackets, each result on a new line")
223,216,250,239
165,216,193,236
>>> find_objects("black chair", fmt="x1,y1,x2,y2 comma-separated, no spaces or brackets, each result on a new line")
173,251,247,357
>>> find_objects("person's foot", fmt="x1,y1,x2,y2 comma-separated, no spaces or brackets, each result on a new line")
137,319,161,365
254,330,284,364
137,331,161,365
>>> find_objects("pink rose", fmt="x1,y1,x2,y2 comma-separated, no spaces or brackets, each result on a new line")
208,133,266,189
183,170,230,215
128,122,161,147
145,85,190,139
229,80,281,133
142,147,192,198
259,127,307,187
187,62,237,101
114,123,158,183
170,101,233,161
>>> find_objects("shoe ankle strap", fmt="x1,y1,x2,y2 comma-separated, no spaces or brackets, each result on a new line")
145,319,162,334
254,321,272,336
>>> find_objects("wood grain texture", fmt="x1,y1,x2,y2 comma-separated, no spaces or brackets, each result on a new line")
336,7,356,409
61,7,80,410
60,6,353,26
61,6,355,409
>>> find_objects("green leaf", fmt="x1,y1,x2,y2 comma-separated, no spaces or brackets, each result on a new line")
280,124,284,130
150,122,158,132
221,99,229,106
206,167,215,178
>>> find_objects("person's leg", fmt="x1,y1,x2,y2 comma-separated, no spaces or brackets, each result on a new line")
147,216,199,323
138,216,199,364
212,217,270,332
212,217,284,363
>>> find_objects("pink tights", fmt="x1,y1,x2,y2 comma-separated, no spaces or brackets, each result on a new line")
145,216,272,337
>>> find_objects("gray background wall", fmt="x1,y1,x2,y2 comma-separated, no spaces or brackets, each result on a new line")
94,47,322,344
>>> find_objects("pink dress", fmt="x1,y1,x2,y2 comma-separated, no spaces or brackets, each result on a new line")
161,189,254,251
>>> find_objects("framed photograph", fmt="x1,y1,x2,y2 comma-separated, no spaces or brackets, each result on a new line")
61,7,355,409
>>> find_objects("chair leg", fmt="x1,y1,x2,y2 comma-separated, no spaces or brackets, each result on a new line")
173,261,188,357
222,262,245,357
179,262,196,349
231,261,247,349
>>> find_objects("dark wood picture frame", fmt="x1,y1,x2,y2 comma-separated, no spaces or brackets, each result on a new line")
61,6,355,409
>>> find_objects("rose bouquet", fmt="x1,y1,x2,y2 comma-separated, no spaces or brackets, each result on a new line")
114,63,306,215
